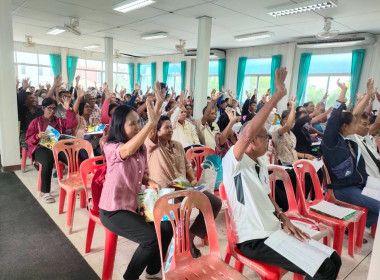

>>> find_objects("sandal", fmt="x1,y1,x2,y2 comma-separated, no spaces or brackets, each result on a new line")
190,243,201,258
42,193,55,204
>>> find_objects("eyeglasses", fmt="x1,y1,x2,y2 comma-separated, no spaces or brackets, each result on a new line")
256,134,270,142
44,106,57,111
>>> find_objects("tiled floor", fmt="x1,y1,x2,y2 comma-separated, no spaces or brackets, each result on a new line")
15,166,374,280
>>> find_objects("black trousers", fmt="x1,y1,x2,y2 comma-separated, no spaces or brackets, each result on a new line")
100,209,173,280
238,238,341,280
34,146,67,193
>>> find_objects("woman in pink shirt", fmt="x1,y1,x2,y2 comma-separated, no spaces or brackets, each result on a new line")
99,85,172,280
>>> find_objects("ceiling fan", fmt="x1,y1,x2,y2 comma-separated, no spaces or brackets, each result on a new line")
175,39,187,53
64,17,81,36
23,35,35,47
114,49,141,59
316,17,339,39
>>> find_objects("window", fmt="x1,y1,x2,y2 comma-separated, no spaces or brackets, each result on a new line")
304,53,352,108
207,60,219,94
166,63,181,91
75,59,105,89
14,52,54,86
113,62,130,91
140,64,151,91
241,58,271,104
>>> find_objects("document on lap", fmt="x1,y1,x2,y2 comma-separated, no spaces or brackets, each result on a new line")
264,229,335,277
362,176,380,201
310,200,357,220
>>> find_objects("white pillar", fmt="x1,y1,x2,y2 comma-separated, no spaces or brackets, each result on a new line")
368,215,380,280
104,37,113,89
0,0,21,170
193,16,212,120
60,48,68,84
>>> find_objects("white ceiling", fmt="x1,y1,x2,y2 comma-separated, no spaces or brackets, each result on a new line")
11,0,380,57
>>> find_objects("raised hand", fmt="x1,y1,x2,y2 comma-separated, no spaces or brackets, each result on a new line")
46,83,51,91
246,90,251,100
22,78,30,90
75,75,80,85
134,83,140,91
323,91,329,100
146,96,161,125
77,86,85,100
153,81,165,111
289,96,295,108
179,90,185,105
225,107,239,124
228,89,234,99
222,85,226,92
53,75,63,89
212,91,223,102
337,78,347,91
62,96,71,110
273,67,288,99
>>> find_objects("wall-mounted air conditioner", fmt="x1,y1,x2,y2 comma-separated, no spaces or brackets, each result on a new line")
297,33,376,49
184,48,226,59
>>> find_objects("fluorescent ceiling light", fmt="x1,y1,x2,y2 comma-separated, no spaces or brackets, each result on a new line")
234,32,274,42
47,26,66,35
141,32,168,40
113,0,155,13
83,44,100,50
268,0,338,17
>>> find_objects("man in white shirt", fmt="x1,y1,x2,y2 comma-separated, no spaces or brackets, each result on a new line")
222,67,341,279
171,106,200,147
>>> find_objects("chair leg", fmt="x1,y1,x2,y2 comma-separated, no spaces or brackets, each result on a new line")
332,225,345,256
355,212,367,251
21,148,27,172
202,234,209,246
348,223,355,257
85,218,96,253
80,190,86,208
37,164,42,193
224,244,232,264
234,260,244,273
66,190,76,234
102,229,118,280
372,223,377,238
59,188,67,214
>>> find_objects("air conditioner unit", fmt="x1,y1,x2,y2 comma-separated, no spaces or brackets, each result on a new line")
184,48,226,59
297,33,376,49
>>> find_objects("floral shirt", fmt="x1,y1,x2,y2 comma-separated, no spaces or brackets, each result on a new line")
271,126,298,165
215,132,237,158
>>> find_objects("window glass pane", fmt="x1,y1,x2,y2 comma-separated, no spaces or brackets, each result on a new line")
118,63,128,73
167,76,174,90
305,76,329,105
113,63,117,72
208,61,218,75
38,67,54,85
17,65,39,85
17,52,38,64
174,76,181,91
257,76,271,97
245,58,271,75
140,64,151,75
326,76,351,108
115,73,130,90
38,54,51,66
207,76,219,94
241,76,258,103
168,63,181,74
309,53,352,75
77,59,86,69
75,69,87,88
86,60,102,71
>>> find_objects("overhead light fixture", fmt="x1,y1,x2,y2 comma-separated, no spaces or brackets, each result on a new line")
47,26,66,35
83,44,100,50
141,32,168,40
234,32,274,42
268,0,338,17
113,0,155,13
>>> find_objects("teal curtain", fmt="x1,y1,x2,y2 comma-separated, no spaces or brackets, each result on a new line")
151,62,156,87
137,63,141,84
270,55,282,95
163,61,169,83
218,58,226,92
180,61,186,91
49,54,62,76
66,56,78,86
296,53,312,106
236,57,247,101
128,63,135,92
350,49,366,107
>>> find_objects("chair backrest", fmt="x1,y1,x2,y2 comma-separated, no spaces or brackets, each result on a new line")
185,147,216,180
80,156,106,213
268,166,299,214
52,139,94,179
153,190,220,271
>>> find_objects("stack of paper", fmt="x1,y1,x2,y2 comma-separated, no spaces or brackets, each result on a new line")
310,200,356,220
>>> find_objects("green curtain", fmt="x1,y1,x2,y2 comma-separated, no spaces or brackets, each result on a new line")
151,62,156,87
66,56,78,86
350,49,366,107
137,63,141,84
236,57,247,101
218,58,226,92
128,63,135,92
181,61,186,91
49,54,62,76
270,55,282,95
296,53,312,106
163,61,169,83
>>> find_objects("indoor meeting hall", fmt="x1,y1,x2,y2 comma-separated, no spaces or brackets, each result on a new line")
1,0,380,280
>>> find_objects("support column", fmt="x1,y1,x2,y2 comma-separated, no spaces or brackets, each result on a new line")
60,48,68,84
0,0,21,170
104,37,113,89
193,16,212,120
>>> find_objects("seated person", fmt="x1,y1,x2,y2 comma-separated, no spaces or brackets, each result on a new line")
196,90,222,150
322,79,380,228
25,97,77,203
215,108,239,158
146,115,222,258
241,91,257,123
223,67,341,279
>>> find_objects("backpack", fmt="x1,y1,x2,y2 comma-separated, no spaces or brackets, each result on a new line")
90,164,107,214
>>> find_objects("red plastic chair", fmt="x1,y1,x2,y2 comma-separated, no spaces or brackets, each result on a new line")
80,156,118,280
185,147,216,181
153,190,248,280
52,139,94,234
220,182,303,280
292,160,365,257
268,166,331,247
21,147,28,172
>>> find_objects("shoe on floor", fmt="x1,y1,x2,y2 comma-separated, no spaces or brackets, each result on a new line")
53,170,57,178
42,192,55,204
145,270,162,279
